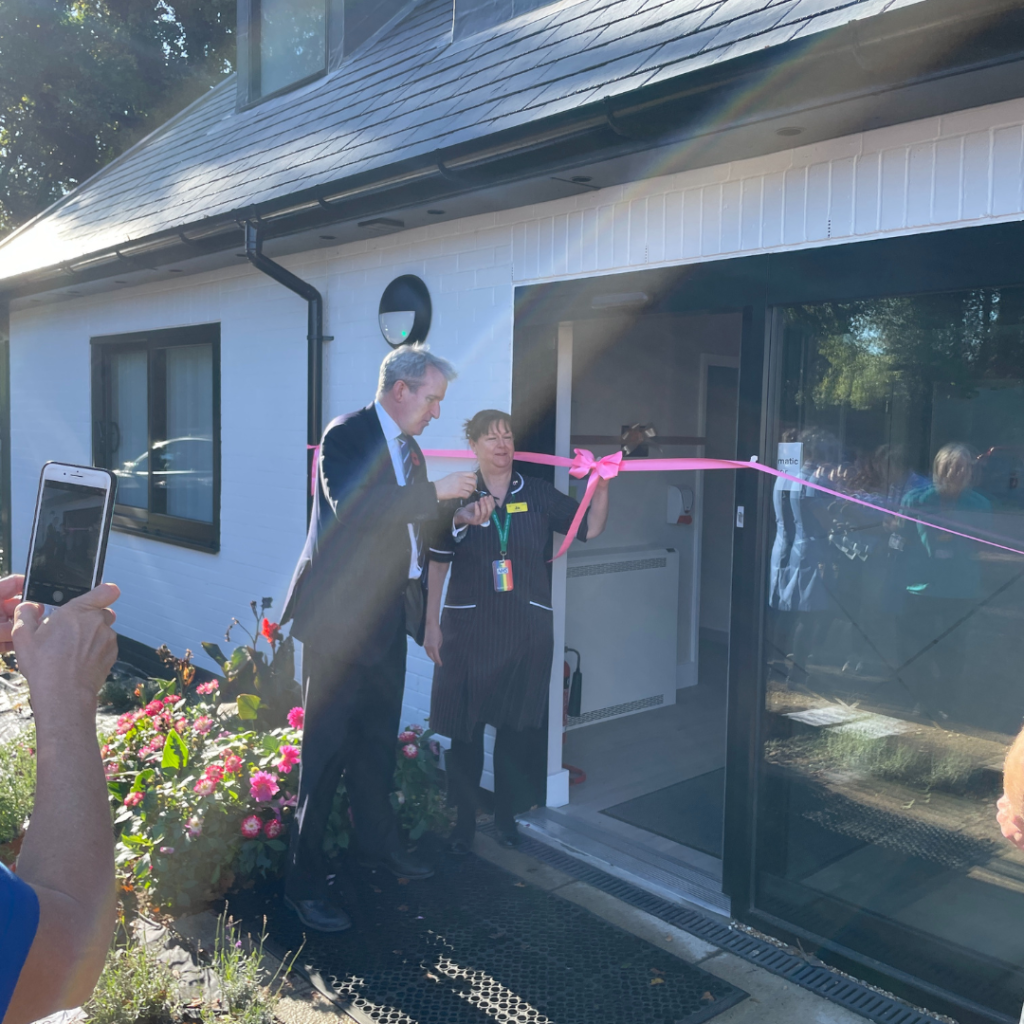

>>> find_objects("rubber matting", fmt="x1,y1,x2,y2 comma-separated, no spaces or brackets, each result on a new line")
602,769,725,857
225,840,746,1024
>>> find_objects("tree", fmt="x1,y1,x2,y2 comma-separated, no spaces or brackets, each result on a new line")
0,0,233,238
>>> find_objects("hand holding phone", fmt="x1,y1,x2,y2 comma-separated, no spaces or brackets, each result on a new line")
24,463,116,606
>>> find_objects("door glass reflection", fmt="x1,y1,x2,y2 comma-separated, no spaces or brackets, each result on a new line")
758,288,1024,1014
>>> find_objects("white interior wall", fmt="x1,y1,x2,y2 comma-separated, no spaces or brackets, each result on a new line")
569,313,741,687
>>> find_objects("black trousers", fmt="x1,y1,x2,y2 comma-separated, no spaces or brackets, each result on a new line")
446,723,547,836
286,621,407,900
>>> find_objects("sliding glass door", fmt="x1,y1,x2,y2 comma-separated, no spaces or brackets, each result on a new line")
753,284,1024,1019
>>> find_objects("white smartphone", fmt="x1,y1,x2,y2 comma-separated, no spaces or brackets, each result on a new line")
24,462,117,606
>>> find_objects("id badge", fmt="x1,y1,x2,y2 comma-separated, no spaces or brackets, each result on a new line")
493,558,514,592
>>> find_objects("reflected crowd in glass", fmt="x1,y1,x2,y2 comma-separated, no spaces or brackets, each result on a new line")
759,287,1024,1013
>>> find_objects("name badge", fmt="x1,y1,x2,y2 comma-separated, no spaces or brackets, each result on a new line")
505,502,528,513
492,558,514,591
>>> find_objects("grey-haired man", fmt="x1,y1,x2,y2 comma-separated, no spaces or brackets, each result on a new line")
281,345,478,933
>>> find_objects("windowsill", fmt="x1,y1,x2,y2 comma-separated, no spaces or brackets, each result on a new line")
112,520,219,554
238,67,327,111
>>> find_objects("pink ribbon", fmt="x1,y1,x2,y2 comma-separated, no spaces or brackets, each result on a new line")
421,447,1024,561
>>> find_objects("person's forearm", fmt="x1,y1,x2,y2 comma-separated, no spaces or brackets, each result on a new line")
17,689,115,993
587,483,609,538
427,561,449,627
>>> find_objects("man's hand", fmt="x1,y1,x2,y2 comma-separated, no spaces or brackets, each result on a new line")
454,495,496,527
13,583,120,710
435,472,478,502
0,573,24,651
424,622,443,667
997,793,1024,850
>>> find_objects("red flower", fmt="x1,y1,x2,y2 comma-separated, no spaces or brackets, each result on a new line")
410,451,421,466
264,818,284,839
144,700,164,717
124,792,144,808
240,815,263,839
261,618,282,643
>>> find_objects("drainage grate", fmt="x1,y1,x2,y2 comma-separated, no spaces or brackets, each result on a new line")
495,826,949,1024
225,839,746,1024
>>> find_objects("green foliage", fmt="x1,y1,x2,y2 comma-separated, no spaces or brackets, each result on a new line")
202,910,295,1024
0,0,234,235
210,600,301,727
0,726,34,851
84,926,180,1024
393,726,452,841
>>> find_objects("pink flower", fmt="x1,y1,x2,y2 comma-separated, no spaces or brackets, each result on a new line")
402,743,418,760
409,724,424,736
194,778,216,796
223,752,243,775
162,695,178,706
196,680,219,696
287,706,304,730
264,818,284,839
276,745,300,774
144,700,164,717
429,740,440,756
194,716,214,735
398,731,417,744
101,744,111,757
185,816,202,838
204,764,225,784
159,846,175,855
250,771,279,802
240,815,263,839
124,792,144,808
115,711,139,735
104,762,120,780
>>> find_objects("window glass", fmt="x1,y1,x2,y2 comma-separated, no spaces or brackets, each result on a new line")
260,0,325,97
758,287,1024,1014
110,349,148,509
161,345,214,523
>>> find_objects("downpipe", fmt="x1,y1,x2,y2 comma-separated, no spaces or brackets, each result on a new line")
244,221,331,520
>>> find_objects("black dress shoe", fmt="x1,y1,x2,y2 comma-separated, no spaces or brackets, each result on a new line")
496,825,522,848
284,896,352,932
378,844,434,879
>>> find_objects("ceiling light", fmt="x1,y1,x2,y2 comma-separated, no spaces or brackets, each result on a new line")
320,234,336,240
427,209,445,216
776,126,804,137
379,275,432,347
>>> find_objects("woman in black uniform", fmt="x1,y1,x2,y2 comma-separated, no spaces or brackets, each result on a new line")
424,410,609,851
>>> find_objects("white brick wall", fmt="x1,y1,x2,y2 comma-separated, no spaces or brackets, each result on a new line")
10,94,1024,791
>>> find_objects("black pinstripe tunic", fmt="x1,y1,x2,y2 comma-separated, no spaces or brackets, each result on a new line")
429,470,588,741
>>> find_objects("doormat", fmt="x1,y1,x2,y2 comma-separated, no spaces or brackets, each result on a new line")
602,768,725,857
224,839,745,1024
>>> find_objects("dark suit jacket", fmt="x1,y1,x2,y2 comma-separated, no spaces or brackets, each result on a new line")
283,404,439,665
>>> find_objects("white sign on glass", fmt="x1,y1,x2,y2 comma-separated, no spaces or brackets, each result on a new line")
776,442,804,492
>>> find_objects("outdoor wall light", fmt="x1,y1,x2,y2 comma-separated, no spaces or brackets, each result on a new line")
379,274,432,347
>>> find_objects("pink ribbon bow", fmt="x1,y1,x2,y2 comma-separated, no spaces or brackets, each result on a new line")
556,449,623,558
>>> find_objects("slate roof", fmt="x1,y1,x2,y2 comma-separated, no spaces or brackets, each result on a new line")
0,0,926,281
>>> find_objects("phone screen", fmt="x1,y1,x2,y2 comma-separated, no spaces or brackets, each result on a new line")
27,479,108,604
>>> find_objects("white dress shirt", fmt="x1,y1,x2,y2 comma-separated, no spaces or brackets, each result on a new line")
374,400,422,580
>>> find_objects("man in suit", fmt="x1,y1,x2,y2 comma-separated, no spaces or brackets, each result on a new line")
282,344,478,933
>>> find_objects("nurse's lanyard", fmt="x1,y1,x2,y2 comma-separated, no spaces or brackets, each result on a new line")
491,506,514,592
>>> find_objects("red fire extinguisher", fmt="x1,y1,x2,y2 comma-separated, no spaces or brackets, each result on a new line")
562,648,586,786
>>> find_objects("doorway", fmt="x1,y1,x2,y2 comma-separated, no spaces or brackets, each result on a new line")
521,310,742,910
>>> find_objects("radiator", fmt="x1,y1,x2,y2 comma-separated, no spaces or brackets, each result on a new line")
564,547,679,729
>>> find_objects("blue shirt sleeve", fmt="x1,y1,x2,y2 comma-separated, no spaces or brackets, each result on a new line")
0,861,39,1018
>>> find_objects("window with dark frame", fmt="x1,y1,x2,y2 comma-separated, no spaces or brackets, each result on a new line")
92,325,220,552
238,0,410,107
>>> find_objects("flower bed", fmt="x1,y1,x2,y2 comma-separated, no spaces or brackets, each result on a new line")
103,674,450,913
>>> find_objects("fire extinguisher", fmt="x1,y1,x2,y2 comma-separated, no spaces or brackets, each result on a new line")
565,647,582,718
562,648,586,786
